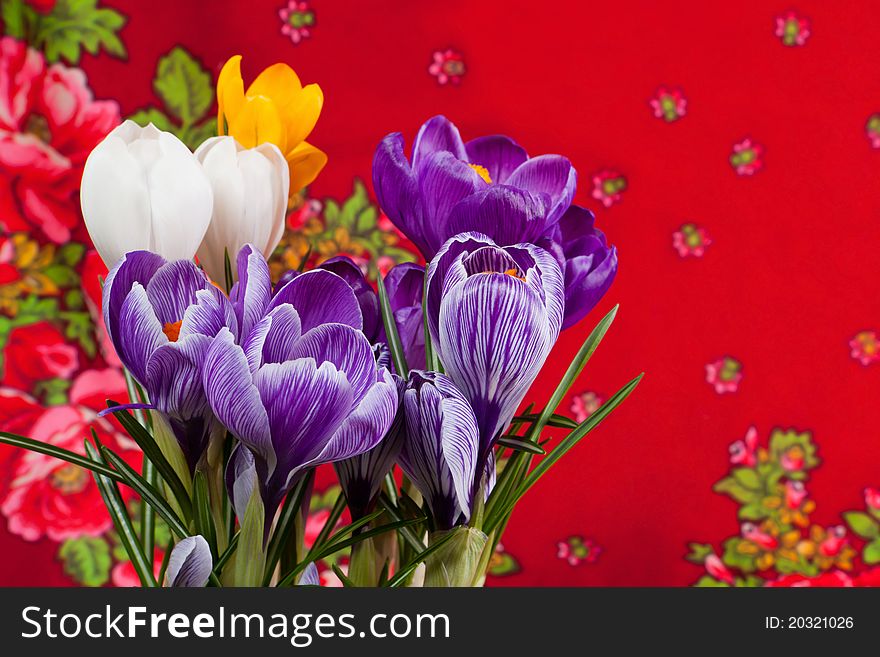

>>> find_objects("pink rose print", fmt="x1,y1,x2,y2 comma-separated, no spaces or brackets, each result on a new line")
557,536,602,566
0,37,120,243
570,391,602,423
672,223,712,258
849,330,879,366
729,138,764,176
775,11,810,47
729,426,758,466
279,1,316,45
591,170,627,207
705,356,743,394
649,86,687,122
0,369,139,542
866,114,880,149
429,49,466,86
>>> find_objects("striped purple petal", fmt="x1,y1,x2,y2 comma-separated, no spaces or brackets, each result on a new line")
397,371,480,530
145,260,210,326
288,323,377,406
102,250,166,351
229,243,273,340
271,269,362,333
203,328,275,476
242,304,303,371
373,133,430,256
254,358,354,511
320,256,381,342
166,535,212,587
115,282,167,384
334,370,404,519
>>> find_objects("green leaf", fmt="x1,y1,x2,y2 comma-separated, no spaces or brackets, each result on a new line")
36,0,126,64
234,482,266,587
685,542,714,564
106,401,192,520
531,305,619,435
377,274,408,376
44,264,78,286
386,529,461,588
713,477,760,504
496,435,545,455
0,429,123,483
58,536,111,587
57,243,85,266
864,540,880,565
127,108,174,132
694,575,730,588
84,437,157,587
99,446,189,541
731,467,761,490
153,47,213,126
2,0,36,40
498,372,643,526
193,470,218,559
263,471,314,585
178,119,216,151
843,511,879,540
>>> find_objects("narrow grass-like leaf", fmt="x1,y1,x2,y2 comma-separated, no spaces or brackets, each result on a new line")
423,273,441,372
496,436,546,455
0,430,123,482
99,446,189,540
310,492,346,551
223,247,234,294
234,484,266,586
157,538,173,586
512,413,579,430
378,493,426,553
532,305,619,435
85,438,157,587
314,517,423,559
106,401,192,519
263,471,313,585
485,372,642,534
213,531,240,578
386,530,460,588
193,470,219,560
377,275,408,377
331,563,356,587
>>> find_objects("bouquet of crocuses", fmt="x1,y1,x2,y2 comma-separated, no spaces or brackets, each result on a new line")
0,55,639,587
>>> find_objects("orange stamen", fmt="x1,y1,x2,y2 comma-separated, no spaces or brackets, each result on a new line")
163,320,183,342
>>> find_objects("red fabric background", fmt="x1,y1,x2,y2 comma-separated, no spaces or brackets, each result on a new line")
2,0,879,585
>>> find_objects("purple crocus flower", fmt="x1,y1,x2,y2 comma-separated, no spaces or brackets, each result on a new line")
101,251,237,472
373,115,576,259
425,233,564,466
334,373,406,520
397,370,481,530
202,248,399,520
278,257,427,370
373,116,617,328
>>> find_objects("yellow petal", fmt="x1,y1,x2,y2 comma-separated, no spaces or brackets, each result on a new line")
286,141,327,195
228,97,287,152
245,62,303,107
217,55,246,135
284,83,324,148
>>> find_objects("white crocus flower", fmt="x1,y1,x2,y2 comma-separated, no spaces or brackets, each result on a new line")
80,120,214,268
194,136,289,284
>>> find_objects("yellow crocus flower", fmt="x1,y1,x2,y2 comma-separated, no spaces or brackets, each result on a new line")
217,55,327,198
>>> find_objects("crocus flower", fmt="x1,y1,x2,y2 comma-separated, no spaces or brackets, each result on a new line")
397,370,481,530
538,204,618,328
166,535,213,587
81,120,214,268
425,233,564,464
278,258,427,369
383,262,427,370
194,136,290,285
334,373,406,520
217,55,326,197
101,251,237,472
373,115,576,259
202,247,398,520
